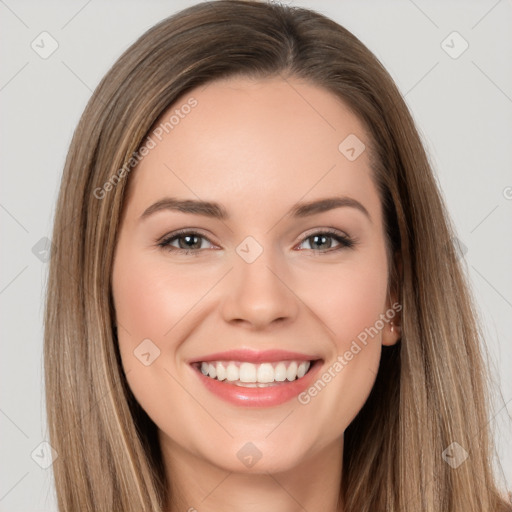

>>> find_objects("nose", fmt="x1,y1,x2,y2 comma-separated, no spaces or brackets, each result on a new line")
221,246,299,330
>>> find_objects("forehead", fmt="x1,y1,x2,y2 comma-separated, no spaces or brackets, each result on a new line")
124,76,379,222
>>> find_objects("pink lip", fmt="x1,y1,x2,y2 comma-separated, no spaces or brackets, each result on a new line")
189,348,319,364
190,358,323,408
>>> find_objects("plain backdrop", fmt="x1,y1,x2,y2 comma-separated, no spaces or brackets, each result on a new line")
1,0,511,509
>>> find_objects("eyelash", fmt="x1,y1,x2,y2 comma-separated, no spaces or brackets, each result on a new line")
157,228,356,256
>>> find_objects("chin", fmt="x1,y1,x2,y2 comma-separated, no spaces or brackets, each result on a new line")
199,436,312,475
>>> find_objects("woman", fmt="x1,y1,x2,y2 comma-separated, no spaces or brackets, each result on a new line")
43,1,512,510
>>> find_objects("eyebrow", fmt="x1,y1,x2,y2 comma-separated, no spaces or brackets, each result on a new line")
140,196,371,222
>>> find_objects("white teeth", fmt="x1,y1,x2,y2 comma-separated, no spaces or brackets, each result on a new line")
216,362,227,381
286,361,298,381
274,362,287,381
239,362,257,382
297,361,308,378
257,363,274,383
198,360,312,383
226,363,239,381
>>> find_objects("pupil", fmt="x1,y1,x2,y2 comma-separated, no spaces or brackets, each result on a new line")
312,234,330,250
180,235,200,250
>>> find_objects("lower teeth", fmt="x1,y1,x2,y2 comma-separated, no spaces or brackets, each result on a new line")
232,380,288,387
204,377,297,387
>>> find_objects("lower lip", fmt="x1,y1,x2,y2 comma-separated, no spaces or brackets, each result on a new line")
191,360,323,407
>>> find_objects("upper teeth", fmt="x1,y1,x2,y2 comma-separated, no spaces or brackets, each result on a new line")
199,360,311,383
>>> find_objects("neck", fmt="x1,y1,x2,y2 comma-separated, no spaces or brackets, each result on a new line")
160,434,344,512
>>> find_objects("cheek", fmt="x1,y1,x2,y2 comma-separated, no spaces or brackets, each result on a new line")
333,267,388,348
112,250,213,354
304,249,389,351
111,250,211,437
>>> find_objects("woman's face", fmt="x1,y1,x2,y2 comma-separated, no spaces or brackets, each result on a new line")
112,76,400,475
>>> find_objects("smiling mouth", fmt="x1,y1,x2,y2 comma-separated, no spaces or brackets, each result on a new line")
192,359,317,387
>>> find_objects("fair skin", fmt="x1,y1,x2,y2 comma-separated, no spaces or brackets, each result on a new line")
112,76,401,512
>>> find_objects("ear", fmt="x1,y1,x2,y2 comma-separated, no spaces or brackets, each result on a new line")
382,251,402,347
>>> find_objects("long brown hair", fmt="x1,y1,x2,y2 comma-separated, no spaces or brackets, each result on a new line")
44,1,511,510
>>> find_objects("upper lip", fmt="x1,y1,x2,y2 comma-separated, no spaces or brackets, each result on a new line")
189,349,321,364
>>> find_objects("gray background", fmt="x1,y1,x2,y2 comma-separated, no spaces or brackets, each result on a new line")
1,0,511,509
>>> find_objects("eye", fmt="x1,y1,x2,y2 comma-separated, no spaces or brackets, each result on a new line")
158,230,215,255
296,229,355,253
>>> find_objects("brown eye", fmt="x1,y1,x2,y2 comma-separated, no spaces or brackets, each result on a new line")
297,230,354,253
158,231,214,254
